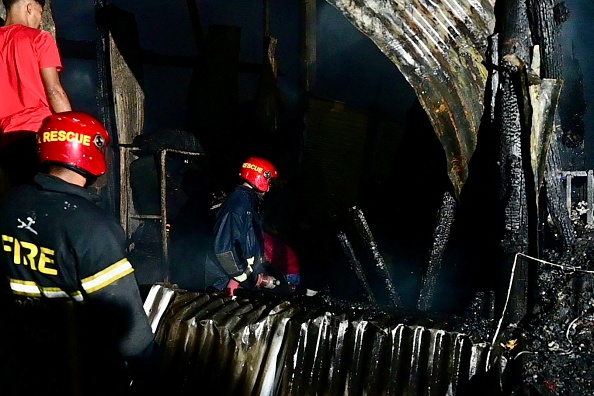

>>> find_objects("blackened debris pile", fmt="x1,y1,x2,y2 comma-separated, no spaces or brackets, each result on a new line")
511,222,594,394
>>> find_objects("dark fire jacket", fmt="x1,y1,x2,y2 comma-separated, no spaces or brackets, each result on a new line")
0,173,156,394
208,184,266,290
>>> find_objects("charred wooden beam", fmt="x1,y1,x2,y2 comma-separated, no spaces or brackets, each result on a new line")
524,0,565,204
529,0,563,79
337,231,376,304
545,145,576,248
350,207,402,310
531,0,583,330
417,191,457,311
494,0,534,324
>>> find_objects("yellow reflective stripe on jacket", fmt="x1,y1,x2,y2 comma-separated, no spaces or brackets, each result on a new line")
81,258,134,294
8,278,84,301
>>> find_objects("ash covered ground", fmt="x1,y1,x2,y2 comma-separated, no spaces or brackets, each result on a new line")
456,209,594,395
517,226,594,394
294,200,594,394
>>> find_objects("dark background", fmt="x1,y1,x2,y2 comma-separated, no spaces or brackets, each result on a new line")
53,0,416,137
51,0,593,167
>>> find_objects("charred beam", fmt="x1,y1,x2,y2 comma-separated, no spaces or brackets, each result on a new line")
337,231,376,304
529,0,563,79
417,191,457,311
494,0,534,323
350,207,402,310
528,0,576,250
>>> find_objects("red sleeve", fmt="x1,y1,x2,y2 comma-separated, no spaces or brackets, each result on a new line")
285,244,300,275
34,30,63,72
263,231,273,262
263,231,301,275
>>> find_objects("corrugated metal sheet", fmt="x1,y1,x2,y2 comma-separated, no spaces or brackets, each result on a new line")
145,284,501,395
325,0,496,199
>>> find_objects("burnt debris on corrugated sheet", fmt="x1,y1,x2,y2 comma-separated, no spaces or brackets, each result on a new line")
144,283,507,395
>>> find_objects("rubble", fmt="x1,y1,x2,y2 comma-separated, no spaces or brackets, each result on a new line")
456,210,594,395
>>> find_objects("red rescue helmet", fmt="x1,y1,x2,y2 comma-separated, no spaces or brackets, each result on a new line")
239,156,278,192
38,111,110,177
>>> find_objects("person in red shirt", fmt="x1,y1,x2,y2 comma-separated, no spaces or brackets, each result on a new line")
0,0,71,194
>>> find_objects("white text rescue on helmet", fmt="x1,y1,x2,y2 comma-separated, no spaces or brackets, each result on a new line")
40,130,92,146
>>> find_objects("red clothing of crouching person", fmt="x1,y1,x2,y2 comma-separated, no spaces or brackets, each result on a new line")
263,230,301,292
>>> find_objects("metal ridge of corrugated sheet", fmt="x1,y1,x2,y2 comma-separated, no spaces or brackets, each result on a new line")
145,284,502,395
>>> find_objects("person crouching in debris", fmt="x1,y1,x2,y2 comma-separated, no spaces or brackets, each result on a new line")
263,226,301,293
206,156,282,295
0,112,161,395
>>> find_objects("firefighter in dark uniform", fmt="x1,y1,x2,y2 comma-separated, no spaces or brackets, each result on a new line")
0,112,159,395
206,157,281,293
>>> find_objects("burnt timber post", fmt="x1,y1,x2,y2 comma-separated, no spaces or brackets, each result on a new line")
515,0,577,258
534,0,577,251
532,0,586,319
492,0,535,323
490,0,568,325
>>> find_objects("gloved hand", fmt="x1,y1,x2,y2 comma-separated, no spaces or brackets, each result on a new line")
237,273,258,289
255,273,280,289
